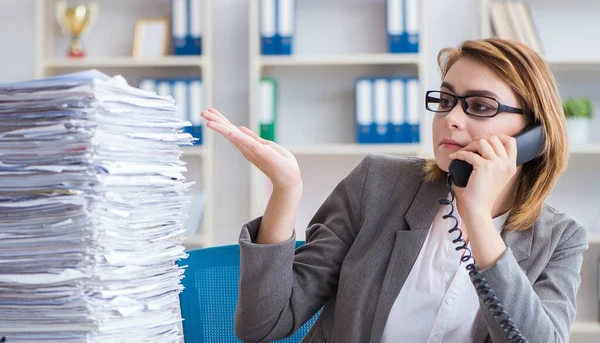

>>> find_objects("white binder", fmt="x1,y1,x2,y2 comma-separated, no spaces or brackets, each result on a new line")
373,78,390,143
390,78,406,143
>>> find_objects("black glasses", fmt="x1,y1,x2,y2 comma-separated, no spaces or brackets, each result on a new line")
425,90,524,118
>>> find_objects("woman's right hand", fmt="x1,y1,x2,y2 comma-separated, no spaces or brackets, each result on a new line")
201,108,302,192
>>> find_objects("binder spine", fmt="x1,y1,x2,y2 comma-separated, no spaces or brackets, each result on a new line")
138,78,156,94
277,0,295,55
373,78,389,143
389,77,406,143
387,0,404,53
261,0,277,55
156,79,172,98
259,78,277,141
189,79,204,145
172,0,188,55
172,80,189,136
405,0,419,53
355,78,373,144
405,77,420,143
189,0,202,55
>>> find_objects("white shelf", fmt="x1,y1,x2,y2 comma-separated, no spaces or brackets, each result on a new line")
259,53,421,67
546,58,600,72
588,234,600,244
570,144,600,154
286,143,423,156
572,321,600,334
546,57,600,65
43,56,205,69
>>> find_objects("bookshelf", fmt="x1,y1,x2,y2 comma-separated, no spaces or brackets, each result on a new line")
34,0,215,250
248,0,429,221
479,0,600,340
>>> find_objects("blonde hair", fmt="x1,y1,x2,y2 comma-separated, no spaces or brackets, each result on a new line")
424,37,568,232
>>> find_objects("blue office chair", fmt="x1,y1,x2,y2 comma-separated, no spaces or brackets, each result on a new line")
178,241,320,342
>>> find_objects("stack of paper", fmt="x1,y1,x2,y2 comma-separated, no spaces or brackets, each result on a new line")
0,70,194,342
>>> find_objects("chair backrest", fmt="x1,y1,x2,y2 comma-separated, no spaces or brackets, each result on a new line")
178,241,319,343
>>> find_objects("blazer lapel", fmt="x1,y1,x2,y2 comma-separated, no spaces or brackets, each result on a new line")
501,224,533,263
369,177,448,342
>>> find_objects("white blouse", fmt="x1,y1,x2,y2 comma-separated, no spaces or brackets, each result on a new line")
380,197,510,343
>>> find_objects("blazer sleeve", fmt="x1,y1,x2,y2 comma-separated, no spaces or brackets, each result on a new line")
234,154,373,342
478,216,589,343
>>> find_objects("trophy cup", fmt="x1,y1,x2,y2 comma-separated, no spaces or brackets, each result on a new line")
55,1,99,58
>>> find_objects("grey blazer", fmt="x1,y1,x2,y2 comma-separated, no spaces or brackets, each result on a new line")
234,154,589,343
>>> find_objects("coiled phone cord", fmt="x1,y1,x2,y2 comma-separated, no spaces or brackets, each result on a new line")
439,174,528,343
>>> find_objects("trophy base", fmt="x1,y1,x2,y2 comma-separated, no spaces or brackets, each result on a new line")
68,36,86,58
68,50,86,58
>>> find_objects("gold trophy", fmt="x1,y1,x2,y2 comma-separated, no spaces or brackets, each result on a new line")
55,1,99,58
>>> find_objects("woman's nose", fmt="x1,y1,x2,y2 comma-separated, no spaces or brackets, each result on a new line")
444,101,468,129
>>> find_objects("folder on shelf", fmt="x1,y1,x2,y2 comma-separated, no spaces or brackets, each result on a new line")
172,0,188,55
277,0,295,55
261,0,277,55
188,79,204,145
156,79,172,98
175,78,203,145
141,77,203,145
405,77,420,143
171,0,202,55
355,78,373,144
386,0,404,53
259,78,277,141
404,0,419,53
389,77,406,143
172,79,188,125
188,0,203,55
373,78,389,144
138,78,156,93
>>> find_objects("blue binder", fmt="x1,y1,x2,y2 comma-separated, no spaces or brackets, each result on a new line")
386,0,404,53
171,0,202,55
155,79,172,98
404,76,420,143
138,77,203,145
388,77,406,143
188,0,203,55
173,77,203,145
261,0,277,55
172,0,188,55
187,79,204,145
276,0,295,55
171,79,190,137
137,78,156,94
404,0,419,53
355,78,373,144
372,78,389,144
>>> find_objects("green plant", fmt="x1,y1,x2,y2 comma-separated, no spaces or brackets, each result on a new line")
562,97,593,119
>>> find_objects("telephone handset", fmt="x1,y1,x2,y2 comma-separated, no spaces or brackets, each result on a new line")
440,125,544,343
449,124,545,187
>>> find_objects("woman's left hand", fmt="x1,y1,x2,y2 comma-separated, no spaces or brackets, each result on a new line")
449,134,518,217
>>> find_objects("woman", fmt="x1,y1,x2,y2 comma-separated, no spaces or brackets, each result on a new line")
200,38,588,343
